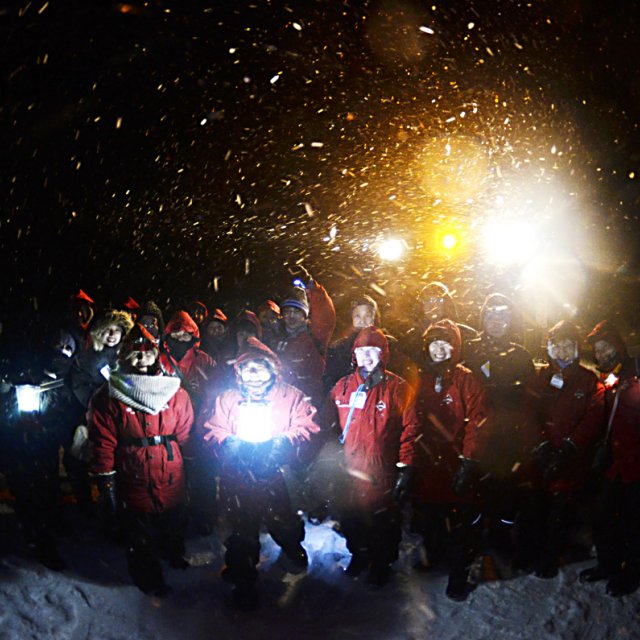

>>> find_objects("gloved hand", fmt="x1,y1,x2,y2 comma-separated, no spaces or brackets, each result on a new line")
451,457,479,497
253,436,292,480
531,440,554,470
95,472,118,522
543,438,577,481
220,436,247,467
392,464,414,504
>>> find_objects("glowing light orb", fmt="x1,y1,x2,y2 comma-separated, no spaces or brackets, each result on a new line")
482,219,539,265
441,234,457,250
377,238,405,261
236,402,274,443
16,385,40,413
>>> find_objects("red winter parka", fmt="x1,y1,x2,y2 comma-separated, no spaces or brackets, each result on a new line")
532,360,605,493
327,328,418,511
275,283,336,408
88,375,194,513
414,319,490,504
202,380,320,476
160,311,217,401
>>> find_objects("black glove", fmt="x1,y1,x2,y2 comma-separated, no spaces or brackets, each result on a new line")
543,438,577,481
95,472,118,522
392,464,414,504
531,440,554,470
220,436,247,467
451,457,479,497
253,436,292,479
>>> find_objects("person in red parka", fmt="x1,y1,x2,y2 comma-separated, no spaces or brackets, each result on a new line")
274,277,336,409
325,327,418,586
413,319,490,601
202,338,319,609
159,311,218,534
88,324,194,596
527,320,605,579
159,311,217,410
579,321,640,596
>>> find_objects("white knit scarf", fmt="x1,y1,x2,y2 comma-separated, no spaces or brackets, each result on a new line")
109,371,181,415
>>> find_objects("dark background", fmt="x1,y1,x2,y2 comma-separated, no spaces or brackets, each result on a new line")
2,0,640,343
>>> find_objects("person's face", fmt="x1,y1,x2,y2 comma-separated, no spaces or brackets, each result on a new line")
484,306,511,339
593,339,618,371
352,304,376,330
128,349,158,373
548,338,577,364
139,315,159,337
283,306,306,332
191,308,205,325
239,360,273,396
428,339,453,363
170,330,193,342
100,324,123,348
207,320,226,338
236,329,256,349
259,309,280,328
354,346,382,372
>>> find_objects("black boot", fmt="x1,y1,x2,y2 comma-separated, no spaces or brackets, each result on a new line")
446,566,472,601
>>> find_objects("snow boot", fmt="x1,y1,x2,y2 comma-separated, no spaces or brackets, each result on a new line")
446,567,472,601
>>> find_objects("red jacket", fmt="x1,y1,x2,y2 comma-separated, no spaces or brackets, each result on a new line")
202,380,320,468
413,320,490,504
275,283,336,407
603,362,640,484
160,311,217,402
533,361,605,492
88,384,194,513
327,367,418,510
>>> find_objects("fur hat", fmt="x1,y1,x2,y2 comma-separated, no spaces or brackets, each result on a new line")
90,310,135,352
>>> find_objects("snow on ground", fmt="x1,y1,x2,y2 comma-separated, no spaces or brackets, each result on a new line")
0,510,638,640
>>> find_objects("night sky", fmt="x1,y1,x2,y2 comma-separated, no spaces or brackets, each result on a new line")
2,0,640,340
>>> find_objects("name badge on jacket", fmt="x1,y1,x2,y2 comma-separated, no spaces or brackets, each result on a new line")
349,390,367,409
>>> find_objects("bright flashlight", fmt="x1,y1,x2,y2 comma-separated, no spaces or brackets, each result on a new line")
482,219,540,265
377,238,405,261
236,402,274,443
442,234,457,250
16,385,41,413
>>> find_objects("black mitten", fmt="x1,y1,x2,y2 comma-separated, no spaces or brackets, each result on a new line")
451,457,479,497
392,464,414,504
96,472,118,522
543,438,577,481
